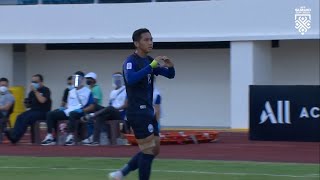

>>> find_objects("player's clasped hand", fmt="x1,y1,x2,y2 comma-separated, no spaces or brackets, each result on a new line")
150,56,174,68
162,56,174,68
150,56,162,68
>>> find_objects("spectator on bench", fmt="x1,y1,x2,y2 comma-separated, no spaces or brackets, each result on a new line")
5,74,52,144
41,71,95,146
48,75,74,136
61,76,73,108
81,72,127,146
0,78,15,133
82,72,103,143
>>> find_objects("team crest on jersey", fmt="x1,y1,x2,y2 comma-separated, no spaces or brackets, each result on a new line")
126,62,132,70
148,124,154,133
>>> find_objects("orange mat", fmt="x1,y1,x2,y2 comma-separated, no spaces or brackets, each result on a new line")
125,131,218,145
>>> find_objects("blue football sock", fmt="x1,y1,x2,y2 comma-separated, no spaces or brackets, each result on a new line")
138,153,155,180
121,152,142,176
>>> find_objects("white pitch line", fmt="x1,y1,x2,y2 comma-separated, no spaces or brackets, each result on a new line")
0,166,319,178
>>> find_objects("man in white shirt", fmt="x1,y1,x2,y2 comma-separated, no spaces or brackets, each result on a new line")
41,71,95,146
82,72,127,145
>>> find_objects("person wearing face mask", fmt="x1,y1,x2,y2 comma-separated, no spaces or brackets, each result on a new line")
81,72,127,146
85,72,103,106
41,71,95,146
0,78,15,139
82,72,103,143
5,74,52,144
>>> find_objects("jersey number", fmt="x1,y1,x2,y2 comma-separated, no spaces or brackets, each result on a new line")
148,74,151,84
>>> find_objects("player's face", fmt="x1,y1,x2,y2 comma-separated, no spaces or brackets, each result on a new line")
31,76,43,86
137,32,153,53
0,81,8,87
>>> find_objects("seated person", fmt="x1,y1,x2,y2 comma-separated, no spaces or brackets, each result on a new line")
41,71,95,146
5,74,51,144
52,76,73,135
81,72,127,145
0,78,15,132
82,72,103,142
61,76,73,108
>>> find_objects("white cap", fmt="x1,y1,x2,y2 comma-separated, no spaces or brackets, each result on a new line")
85,72,97,80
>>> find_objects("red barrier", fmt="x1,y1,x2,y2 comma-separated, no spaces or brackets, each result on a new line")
125,131,218,145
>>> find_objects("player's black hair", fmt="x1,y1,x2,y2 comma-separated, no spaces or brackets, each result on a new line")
33,74,44,82
0,77,9,83
132,28,151,42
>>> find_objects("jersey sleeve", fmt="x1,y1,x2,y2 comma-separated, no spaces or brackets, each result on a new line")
153,66,175,79
123,57,153,85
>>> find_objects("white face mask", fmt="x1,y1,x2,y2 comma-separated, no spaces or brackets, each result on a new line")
0,86,8,94
112,74,123,89
67,85,74,90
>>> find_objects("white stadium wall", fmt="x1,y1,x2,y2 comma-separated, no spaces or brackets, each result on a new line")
272,40,319,85
23,39,319,128
25,45,231,128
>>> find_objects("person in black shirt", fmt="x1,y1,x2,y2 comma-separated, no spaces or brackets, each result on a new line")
61,76,73,108
5,74,52,144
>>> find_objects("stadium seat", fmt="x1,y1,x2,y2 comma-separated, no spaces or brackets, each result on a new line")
31,120,46,144
32,119,87,145
105,120,124,145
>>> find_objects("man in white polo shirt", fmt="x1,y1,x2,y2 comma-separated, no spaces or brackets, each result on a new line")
82,72,127,145
41,71,95,146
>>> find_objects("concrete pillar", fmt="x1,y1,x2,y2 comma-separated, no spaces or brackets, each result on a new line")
0,44,13,83
230,41,272,128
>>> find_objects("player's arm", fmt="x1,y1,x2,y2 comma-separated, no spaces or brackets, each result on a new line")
153,56,175,79
124,59,153,85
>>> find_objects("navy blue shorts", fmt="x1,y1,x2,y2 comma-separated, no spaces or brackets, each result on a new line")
127,113,159,139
